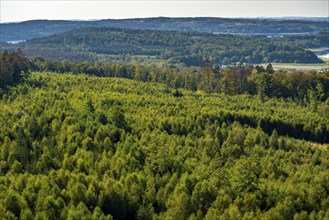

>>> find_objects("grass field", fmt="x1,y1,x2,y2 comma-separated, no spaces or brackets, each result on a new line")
260,61,329,71
320,57,329,62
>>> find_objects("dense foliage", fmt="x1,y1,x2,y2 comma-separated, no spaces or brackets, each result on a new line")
12,27,323,65
0,50,29,88
1,17,328,42
0,16,328,220
29,58,329,107
0,72,329,219
279,32,329,50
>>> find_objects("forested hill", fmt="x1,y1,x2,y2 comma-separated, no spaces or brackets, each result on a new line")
1,17,328,41
7,27,324,65
1,50,329,219
1,72,329,219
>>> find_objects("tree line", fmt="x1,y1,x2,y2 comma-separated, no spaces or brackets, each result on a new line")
2,17,328,42
28,56,329,102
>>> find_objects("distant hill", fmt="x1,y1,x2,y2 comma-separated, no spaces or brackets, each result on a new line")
1,17,328,41
261,17,329,22
7,27,323,65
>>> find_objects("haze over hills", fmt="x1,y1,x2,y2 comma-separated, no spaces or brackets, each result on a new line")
1,17,328,42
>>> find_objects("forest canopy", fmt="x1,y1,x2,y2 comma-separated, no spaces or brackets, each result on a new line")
27,57,329,105
0,71,329,219
0,33,329,219
2,27,325,66
0,50,29,88
1,17,328,41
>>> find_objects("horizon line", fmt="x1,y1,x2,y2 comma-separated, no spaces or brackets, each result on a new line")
2,16,329,24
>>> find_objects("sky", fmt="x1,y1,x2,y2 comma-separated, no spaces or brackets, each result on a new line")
1,0,328,23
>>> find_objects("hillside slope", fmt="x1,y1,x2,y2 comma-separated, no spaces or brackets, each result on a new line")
1,17,328,41
10,27,324,65
0,72,329,219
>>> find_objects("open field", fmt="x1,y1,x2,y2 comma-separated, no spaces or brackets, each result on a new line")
260,62,329,71
320,57,329,62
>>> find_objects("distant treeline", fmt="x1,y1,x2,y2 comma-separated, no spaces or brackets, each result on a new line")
2,27,324,65
278,32,329,49
28,56,329,103
2,51,328,104
1,17,328,41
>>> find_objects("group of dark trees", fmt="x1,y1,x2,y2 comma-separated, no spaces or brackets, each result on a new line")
0,72,329,219
279,32,329,49
0,50,29,88
4,27,324,65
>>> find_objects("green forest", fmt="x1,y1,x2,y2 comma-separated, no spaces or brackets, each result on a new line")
2,27,326,66
1,51,329,219
1,17,328,42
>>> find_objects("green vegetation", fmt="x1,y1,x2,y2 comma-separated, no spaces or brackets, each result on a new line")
277,32,329,67
5,27,323,65
1,17,328,42
1,66,329,218
0,50,29,88
0,28,329,220
280,32,329,49
28,58,329,109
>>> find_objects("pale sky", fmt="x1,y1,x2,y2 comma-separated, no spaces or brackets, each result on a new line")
1,0,328,23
